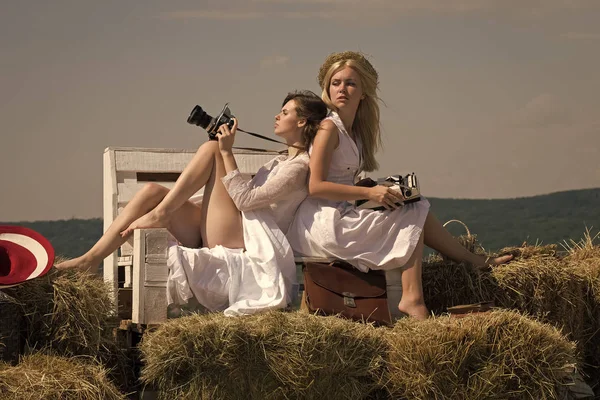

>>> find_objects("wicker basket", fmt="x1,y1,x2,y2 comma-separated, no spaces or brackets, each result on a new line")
0,290,23,364
442,219,485,257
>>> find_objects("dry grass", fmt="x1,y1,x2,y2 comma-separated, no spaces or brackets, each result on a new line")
140,310,579,400
140,311,387,400
1,265,133,391
0,353,125,400
563,229,600,390
423,242,587,348
0,291,22,365
2,257,114,356
2,233,596,399
384,310,577,400
424,228,600,396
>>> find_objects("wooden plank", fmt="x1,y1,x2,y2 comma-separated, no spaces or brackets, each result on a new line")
132,229,146,324
121,237,133,256
117,181,206,206
116,181,204,206
114,148,278,174
118,256,132,266
115,150,196,172
143,286,168,325
103,148,119,313
145,229,170,258
143,282,168,288
124,265,132,288
144,263,169,284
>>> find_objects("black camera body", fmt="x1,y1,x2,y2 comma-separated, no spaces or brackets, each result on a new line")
355,173,421,210
187,103,235,140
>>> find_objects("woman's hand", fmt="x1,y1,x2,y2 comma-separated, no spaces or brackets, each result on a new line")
368,185,405,210
216,118,238,155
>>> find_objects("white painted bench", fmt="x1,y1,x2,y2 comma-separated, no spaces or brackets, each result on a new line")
103,146,294,325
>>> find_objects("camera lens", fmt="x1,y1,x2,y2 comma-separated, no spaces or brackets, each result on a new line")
404,189,412,198
187,106,214,130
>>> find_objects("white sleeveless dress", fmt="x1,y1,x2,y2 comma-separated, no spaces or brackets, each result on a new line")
287,112,431,272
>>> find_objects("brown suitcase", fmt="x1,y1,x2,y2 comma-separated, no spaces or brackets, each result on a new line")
302,260,392,326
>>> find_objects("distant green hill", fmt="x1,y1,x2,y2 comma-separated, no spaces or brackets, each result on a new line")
3,188,599,259
428,188,599,251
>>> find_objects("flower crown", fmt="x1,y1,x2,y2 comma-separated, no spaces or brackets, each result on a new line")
317,51,379,89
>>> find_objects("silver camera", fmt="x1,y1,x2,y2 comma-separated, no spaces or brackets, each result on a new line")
355,173,421,210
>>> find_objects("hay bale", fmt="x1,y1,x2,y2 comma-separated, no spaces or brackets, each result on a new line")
142,310,582,399
0,291,22,365
2,268,114,355
2,268,134,391
0,353,125,400
249,312,386,399
140,311,387,400
563,230,600,391
423,244,588,347
384,310,578,400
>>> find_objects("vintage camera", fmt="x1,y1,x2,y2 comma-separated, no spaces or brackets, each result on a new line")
355,173,421,210
187,103,235,140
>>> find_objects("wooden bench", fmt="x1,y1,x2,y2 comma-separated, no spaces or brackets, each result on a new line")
103,146,331,326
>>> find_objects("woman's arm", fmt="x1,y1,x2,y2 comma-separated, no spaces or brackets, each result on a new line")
216,117,309,211
308,121,401,209
222,157,308,212
217,118,240,174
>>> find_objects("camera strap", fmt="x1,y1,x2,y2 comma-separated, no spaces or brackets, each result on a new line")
231,146,288,154
237,128,305,151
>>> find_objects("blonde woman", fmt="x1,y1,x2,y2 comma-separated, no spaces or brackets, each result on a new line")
288,52,512,320
58,91,328,315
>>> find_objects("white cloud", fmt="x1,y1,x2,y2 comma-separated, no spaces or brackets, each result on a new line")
512,93,573,129
260,55,291,69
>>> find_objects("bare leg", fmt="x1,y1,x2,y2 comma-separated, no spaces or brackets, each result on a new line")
56,182,170,273
423,212,513,268
397,232,429,320
122,141,244,249
120,141,222,237
198,143,244,249
57,141,244,273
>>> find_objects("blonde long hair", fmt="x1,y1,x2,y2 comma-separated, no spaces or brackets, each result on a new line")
321,59,381,172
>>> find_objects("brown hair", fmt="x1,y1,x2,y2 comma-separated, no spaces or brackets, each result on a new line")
282,90,328,151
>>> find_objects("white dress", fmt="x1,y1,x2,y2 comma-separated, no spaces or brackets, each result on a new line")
167,153,309,316
287,112,431,272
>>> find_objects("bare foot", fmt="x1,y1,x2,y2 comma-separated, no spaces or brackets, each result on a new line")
55,255,99,274
473,254,514,270
120,209,170,238
398,298,429,320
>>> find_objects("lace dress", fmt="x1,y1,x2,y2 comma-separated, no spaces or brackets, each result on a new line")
287,112,431,272
167,153,309,315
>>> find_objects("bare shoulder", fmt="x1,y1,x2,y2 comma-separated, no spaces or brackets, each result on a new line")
315,119,339,145
319,119,338,133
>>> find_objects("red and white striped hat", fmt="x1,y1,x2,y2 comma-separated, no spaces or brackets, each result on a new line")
0,226,54,289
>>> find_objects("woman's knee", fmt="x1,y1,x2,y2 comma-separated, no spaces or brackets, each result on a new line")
139,182,169,201
198,140,220,154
